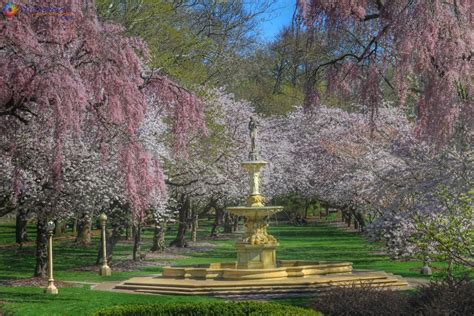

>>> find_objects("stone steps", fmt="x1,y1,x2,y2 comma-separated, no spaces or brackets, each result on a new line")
120,274,397,289
115,272,409,296
131,279,408,296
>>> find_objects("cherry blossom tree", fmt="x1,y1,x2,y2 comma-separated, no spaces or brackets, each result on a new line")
1,109,133,275
1,0,204,276
0,0,203,218
297,0,473,143
164,88,254,246
261,103,400,220
263,98,473,270
260,105,384,215
364,120,473,270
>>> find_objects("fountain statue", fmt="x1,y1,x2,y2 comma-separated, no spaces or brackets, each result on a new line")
115,117,408,296
248,116,258,160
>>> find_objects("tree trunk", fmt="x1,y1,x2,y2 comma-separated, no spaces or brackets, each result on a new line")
170,198,190,248
132,223,142,261
72,218,77,234
96,227,123,265
210,222,219,237
125,214,132,240
170,221,187,247
125,225,130,240
223,211,233,233
76,213,92,245
233,215,239,232
34,214,48,277
191,213,198,243
15,209,29,246
54,219,65,236
354,212,365,232
150,221,166,252
210,208,223,237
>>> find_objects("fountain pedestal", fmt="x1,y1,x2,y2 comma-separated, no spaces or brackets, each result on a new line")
235,243,277,269
227,160,283,270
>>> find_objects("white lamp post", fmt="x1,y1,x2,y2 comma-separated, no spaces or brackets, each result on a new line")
99,213,112,276
44,221,58,295
420,256,432,276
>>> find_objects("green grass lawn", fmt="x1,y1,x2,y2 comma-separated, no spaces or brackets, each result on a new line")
0,225,37,244
0,285,215,316
167,224,451,279
0,221,465,315
0,224,159,283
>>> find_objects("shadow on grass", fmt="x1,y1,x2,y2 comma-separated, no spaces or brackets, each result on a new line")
0,290,82,304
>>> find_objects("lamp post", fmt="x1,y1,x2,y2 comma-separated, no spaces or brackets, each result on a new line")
420,256,432,276
45,221,58,295
99,213,112,276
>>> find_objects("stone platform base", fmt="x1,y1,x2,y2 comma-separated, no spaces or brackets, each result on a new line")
115,261,408,296
162,260,352,280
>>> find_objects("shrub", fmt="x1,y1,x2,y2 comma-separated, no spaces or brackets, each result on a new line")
92,301,321,316
408,277,474,315
311,278,474,316
312,283,407,316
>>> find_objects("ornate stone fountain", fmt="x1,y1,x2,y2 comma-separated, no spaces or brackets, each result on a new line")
226,117,283,270
114,117,408,296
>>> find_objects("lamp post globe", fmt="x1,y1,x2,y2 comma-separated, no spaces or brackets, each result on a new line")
47,221,55,233
99,213,107,225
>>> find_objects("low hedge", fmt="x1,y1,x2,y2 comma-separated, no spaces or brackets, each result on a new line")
92,301,320,316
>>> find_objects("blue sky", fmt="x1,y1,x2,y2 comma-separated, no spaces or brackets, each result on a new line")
255,0,296,42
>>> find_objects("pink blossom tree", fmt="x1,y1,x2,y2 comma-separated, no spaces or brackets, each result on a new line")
164,89,254,246
0,0,203,276
261,99,472,270
297,0,473,143
260,101,412,226
364,121,473,270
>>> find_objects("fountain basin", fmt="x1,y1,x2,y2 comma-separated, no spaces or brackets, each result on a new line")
162,260,353,280
226,206,283,219
241,160,267,168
